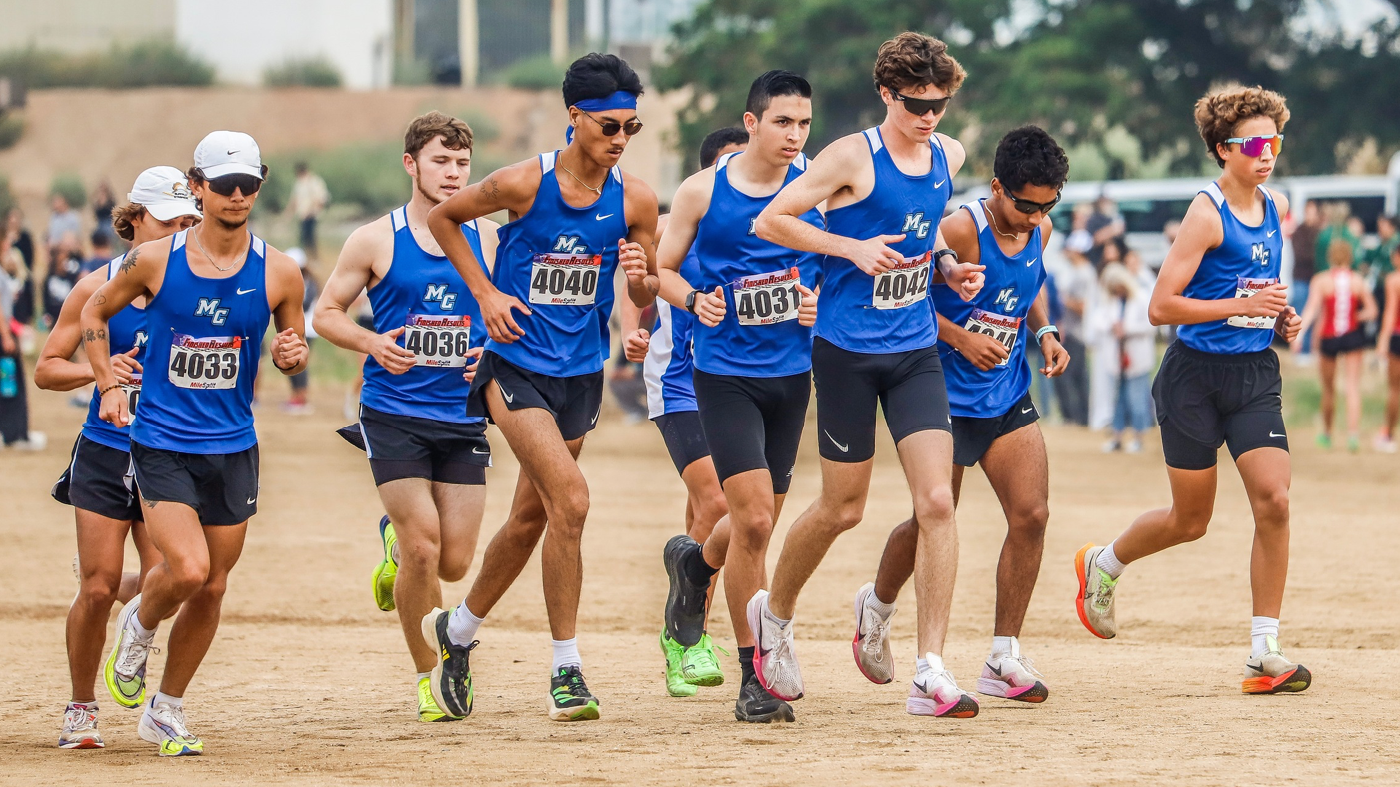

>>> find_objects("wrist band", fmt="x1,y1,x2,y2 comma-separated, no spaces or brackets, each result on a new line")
98,383,123,396
1035,325,1059,340
273,357,296,372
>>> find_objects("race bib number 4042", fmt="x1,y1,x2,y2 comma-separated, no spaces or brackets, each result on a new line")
733,267,802,326
168,334,241,390
872,251,931,310
962,309,1021,366
405,314,472,367
1228,276,1279,329
530,252,602,306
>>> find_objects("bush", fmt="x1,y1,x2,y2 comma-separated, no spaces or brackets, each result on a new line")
0,40,214,89
0,111,20,150
261,143,409,217
263,57,343,88
501,55,563,91
50,173,86,209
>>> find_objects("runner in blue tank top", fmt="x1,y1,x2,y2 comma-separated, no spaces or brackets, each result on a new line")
35,165,200,749
424,53,661,723
312,113,499,724
860,127,1071,709
82,132,310,756
749,33,990,720
1076,86,1311,697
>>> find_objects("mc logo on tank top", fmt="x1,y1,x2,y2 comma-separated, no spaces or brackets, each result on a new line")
553,235,586,254
134,330,149,349
194,297,230,326
1251,242,1271,266
902,212,932,239
994,287,1021,313
422,283,458,310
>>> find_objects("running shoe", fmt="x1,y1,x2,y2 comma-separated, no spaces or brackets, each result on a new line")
747,590,803,701
548,666,601,721
852,582,895,685
1347,435,1360,454
1316,433,1332,450
1242,636,1312,694
660,630,697,697
1373,434,1397,454
907,662,979,718
138,699,203,757
681,633,725,687
663,534,711,647
733,674,794,723
372,516,398,612
58,703,103,749
417,676,458,722
1074,544,1118,639
419,608,473,719
977,650,1049,703
104,595,154,709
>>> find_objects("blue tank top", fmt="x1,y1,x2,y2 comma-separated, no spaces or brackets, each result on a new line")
643,247,699,417
819,127,953,354
1178,183,1284,355
488,151,628,376
935,201,1045,418
691,152,824,377
360,206,487,424
132,230,272,454
82,256,149,451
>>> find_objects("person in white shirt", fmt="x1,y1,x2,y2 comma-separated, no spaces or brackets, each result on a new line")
287,162,330,257
1088,262,1156,451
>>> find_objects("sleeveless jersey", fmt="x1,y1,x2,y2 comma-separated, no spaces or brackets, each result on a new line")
819,126,953,354
643,247,700,418
1178,183,1283,354
361,206,487,424
132,230,272,454
691,152,824,377
488,151,628,376
82,255,149,451
1320,267,1362,339
935,201,1045,418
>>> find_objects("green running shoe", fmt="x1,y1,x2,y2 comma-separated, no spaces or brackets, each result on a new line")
418,676,458,722
104,595,153,709
681,633,726,687
1316,433,1332,450
548,666,600,721
372,516,398,612
138,700,203,757
660,631,697,697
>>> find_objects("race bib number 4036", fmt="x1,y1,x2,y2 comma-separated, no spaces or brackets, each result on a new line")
872,251,931,310
530,252,602,306
734,267,802,326
1228,277,1279,330
168,334,240,390
405,314,472,367
962,309,1021,366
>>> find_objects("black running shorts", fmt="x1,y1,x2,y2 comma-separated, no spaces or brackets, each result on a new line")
652,409,711,475
357,405,490,486
693,369,810,494
1390,334,1400,358
52,434,142,522
1153,341,1288,471
130,441,259,526
950,391,1040,468
471,351,604,442
811,337,951,463
1320,328,1368,358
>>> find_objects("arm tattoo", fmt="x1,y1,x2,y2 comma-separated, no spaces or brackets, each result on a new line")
480,177,500,201
94,291,107,306
119,246,140,274
82,328,107,345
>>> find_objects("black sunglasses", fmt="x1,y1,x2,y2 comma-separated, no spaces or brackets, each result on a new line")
581,111,644,138
888,89,951,117
202,172,263,197
1005,188,1061,215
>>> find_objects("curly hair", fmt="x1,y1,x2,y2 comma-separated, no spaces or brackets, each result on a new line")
873,32,966,96
994,125,1070,193
110,203,146,242
1194,84,1290,168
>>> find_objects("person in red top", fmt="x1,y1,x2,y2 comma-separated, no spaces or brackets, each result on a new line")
1294,238,1376,451
1375,243,1400,453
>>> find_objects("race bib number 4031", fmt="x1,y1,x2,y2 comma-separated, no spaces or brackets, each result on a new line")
168,334,241,390
405,314,472,367
734,267,802,326
962,309,1021,366
1228,277,1279,329
530,252,602,305
872,251,931,310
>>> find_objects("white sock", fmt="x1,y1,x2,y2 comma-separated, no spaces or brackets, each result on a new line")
130,607,155,640
151,691,182,709
1251,616,1280,658
446,602,484,647
991,635,1019,659
415,672,430,685
551,638,582,672
916,652,945,676
865,591,896,620
763,600,791,627
1096,542,1127,579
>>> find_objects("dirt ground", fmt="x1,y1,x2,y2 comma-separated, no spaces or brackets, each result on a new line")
2,365,1398,786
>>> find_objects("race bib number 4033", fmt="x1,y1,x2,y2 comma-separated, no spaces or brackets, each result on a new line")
872,251,931,310
405,314,472,367
1228,277,1279,329
530,252,602,305
168,334,241,390
734,267,802,326
962,309,1021,366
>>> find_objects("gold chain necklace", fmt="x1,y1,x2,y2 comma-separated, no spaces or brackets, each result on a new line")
191,225,248,272
559,163,604,196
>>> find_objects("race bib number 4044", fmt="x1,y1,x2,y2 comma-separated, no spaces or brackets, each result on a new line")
734,267,802,326
405,314,472,367
530,252,602,306
872,251,931,310
1228,277,1279,329
168,334,241,390
962,309,1021,366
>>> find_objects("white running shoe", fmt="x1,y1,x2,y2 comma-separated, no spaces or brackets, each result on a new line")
977,641,1049,703
746,590,803,701
138,700,204,757
58,703,103,749
907,658,979,718
1373,435,1398,454
1074,544,1118,639
851,582,895,684
103,595,155,709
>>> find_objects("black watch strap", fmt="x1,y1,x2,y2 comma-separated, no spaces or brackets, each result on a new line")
685,290,700,314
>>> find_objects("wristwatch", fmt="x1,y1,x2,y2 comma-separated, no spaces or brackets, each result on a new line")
685,289,701,314
933,248,958,267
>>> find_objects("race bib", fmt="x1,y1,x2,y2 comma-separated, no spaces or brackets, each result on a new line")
121,373,142,424
168,334,240,390
404,314,472,367
872,251,931,310
962,309,1021,366
733,267,802,326
529,252,602,305
1228,276,1278,329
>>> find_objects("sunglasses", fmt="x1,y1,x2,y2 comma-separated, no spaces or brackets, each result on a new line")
202,173,263,197
888,89,951,117
1005,188,1062,215
581,111,644,138
1225,134,1284,158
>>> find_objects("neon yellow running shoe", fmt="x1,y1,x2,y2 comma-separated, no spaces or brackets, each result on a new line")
372,516,398,612
660,631,697,697
138,700,203,757
104,595,153,709
681,633,726,687
418,676,458,722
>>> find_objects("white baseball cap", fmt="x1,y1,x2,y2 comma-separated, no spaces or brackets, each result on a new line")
193,130,264,180
128,166,202,222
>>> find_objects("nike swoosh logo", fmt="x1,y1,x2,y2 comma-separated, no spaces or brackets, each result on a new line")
933,180,946,189
913,679,930,694
595,213,614,221
824,430,849,453
1026,258,1037,267
471,446,489,454
226,150,238,155
236,288,257,295
1267,230,1277,238
591,407,601,425
246,497,257,505
987,663,1004,677
1022,406,1034,414
500,387,514,403
1269,431,1285,438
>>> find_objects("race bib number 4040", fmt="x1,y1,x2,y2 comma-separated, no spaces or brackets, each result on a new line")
1228,277,1279,330
962,309,1021,366
734,267,802,326
168,334,241,390
872,251,931,310
405,314,472,367
530,252,602,306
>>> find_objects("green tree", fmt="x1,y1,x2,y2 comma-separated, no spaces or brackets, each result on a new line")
263,57,343,88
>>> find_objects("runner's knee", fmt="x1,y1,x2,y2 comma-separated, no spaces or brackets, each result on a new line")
77,573,122,609
1007,502,1050,540
912,487,956,530
1252,485,1290,528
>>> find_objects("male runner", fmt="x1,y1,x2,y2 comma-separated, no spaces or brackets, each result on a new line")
36,166,201,748
313,112,497,722
83,131,310,755
655,71,822,723
854,126,1070,705
749,32,986,718
422,53,659,722
1076,85,1309,694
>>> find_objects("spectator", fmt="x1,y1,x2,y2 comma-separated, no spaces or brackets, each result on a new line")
46,193,82,260
0,240,44,450
1087,263,1155,452
284,248,317,415
1123,247,1156,293
1369,214,1397,323
1315,202,1357,270
2,209,34,326
90,181,117,245
287,162,330,257
1162,218,1182,248
43,233,83,329
79,230,113,275
1028,278,1060,419
1055,223,1096,426
1086,192,1126,266
1290,200,1323,362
